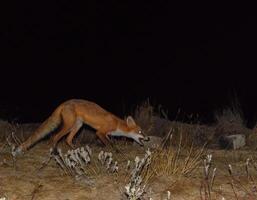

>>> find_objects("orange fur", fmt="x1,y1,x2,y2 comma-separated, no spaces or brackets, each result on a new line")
17,99,146,152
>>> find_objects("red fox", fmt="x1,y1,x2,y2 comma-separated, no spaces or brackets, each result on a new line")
14,99,148,155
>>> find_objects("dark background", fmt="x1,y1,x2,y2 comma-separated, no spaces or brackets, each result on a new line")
1,2,256,126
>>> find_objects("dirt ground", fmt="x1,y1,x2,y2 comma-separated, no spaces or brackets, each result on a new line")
0,125,257,200
0,139,256,200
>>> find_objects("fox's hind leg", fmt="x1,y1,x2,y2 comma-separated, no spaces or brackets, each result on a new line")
66,119,83,148
51,106,76,147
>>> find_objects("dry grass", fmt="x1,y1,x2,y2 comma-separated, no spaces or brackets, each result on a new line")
0,125,256,199
0,120,17,141
1,100,257,199
198,153,257,200
133,100,215,146
145,129,206,183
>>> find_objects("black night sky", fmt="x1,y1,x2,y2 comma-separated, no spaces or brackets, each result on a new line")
1,2,257,126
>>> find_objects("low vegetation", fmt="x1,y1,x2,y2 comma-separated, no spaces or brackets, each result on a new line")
0,100,257,199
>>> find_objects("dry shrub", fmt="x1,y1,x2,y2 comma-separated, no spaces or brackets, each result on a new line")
190,124,215,146
150,117,172,137
133,99,173,137
134,99,155,135
0,120,28,141
134,100,202,143
0,120,12,141
0,121,41,154
133,100,214,146
246,127,257,150
166,121,214,147
214,105,251,144
145,129,206,182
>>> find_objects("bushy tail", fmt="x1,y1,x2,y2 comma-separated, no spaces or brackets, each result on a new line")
17,106,63,153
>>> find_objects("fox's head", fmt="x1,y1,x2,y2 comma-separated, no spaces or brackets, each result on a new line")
108,116,149,145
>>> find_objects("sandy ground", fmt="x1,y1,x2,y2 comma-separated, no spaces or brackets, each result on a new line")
0,135,257,199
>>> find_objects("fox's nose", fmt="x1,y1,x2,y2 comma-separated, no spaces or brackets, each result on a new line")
144,136,150,141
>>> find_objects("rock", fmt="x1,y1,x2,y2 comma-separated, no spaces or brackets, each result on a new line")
219,134,246,150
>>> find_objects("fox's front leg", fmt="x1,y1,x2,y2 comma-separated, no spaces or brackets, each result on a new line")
95,131,111,146
96,131,120,153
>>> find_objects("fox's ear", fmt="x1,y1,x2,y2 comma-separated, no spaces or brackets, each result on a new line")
126,116,136,127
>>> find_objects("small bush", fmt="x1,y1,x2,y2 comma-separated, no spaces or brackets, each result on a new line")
214,104,250,144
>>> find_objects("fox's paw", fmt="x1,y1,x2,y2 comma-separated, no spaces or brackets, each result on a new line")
11,146,24,157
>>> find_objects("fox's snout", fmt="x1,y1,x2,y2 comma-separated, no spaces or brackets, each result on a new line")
135,134,150,146
143,136,150,141
138,130,150,142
